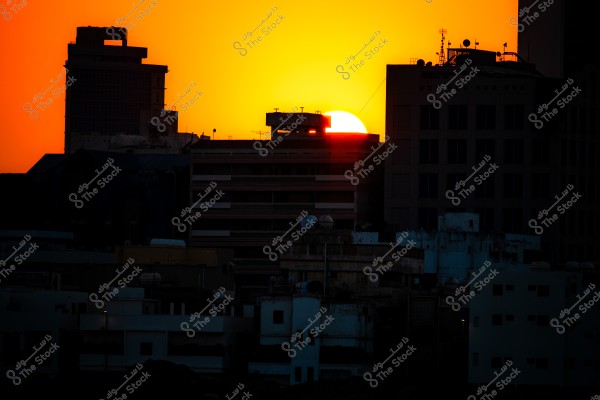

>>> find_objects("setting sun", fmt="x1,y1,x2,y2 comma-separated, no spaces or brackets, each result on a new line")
324,111,368,133
0,1,518,172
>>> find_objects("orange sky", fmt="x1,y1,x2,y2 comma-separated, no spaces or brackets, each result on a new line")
0,1,517,173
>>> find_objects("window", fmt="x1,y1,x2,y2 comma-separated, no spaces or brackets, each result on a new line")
420,105,440,130
527,315,536,322
447,173,466,191
502,208,522,233
418,208,437,231
419,174,438,198
447,139,467,164
528,285,536,291
475,208,494,232
140,342,153,356
307,367,314,382
295,367,302,383
532,139,551,164
504,139,523,164
536,358,549,369
491,357,502,368
474,176,495,198
492,284,503,296
532,174,550,199
475,139,495,161
505,315,514,322
448,105,468,129
492,314,502,326
503,174,523,198
537,285,549,297
506,284,514,291
419,139,439,164
536,315,549,326
476,105,496,129
504,105,524,129
273,310,284,324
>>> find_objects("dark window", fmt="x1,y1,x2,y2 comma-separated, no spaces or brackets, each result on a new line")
474,176,495,198
140,342,153,356
492,314,502,326
448,105,468,129
419,174,438,198
295,367,302,383
447,139,467,164
491,357,502,368
504,139,524,164
418,208,437,231
475,139,495,161
532,174,550,199
475,208,494,232
537,285,549,297
527,315,536,322
505,315,514,322
492,285,503,296
506,285,514,291
447,173,467,191
419,139,439,164
536,315,549,326
504,105,524,129
307,367,314,382
528,285,536,291
273,310,284,324
420,105,440,130
476,105,496,129
502,208,522,233
536,358,549,369
503,174,523,198
532,140,551,164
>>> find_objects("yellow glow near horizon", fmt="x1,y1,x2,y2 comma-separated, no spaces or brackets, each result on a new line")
0,1,518,172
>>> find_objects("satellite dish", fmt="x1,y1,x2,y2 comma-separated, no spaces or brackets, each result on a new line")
463,39,471,47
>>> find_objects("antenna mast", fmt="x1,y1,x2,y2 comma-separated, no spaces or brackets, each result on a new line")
439,28,447,65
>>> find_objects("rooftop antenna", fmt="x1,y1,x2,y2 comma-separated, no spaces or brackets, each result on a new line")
274,108,279,112
437,28,447,65
213,128,216,140
252,130,268,140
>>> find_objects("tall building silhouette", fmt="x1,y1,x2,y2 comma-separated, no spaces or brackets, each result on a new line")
64,26,194,154
517,0,600,263
383,43,597,264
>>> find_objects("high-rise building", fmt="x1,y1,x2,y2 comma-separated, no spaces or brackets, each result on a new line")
384,42,597,264
517,0,600,264
64,26,194,154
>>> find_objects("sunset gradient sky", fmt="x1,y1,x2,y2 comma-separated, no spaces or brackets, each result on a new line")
0,0,517,173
